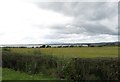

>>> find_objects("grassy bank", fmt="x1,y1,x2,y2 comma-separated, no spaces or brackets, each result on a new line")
2,68,58,80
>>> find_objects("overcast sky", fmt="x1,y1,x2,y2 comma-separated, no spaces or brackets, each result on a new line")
0,0,118,44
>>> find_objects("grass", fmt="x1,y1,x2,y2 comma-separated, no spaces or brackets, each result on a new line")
2,47,118,80
0,68,2,81
2,68,58,80
40,47,118,58
8,47,118,58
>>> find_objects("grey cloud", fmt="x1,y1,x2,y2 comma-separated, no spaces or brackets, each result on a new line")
118,2,120,35
50,22,117,35
37,2,117,20
44,34,70,39
36,2,118,42
51,25,86,34
82,23,117,35
0,33,3,35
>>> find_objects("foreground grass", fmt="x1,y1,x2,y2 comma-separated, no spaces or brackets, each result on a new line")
8,47,118,58
2,68,57,80
0,68,2,81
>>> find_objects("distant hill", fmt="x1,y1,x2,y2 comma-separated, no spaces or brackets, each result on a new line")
1,41,120,48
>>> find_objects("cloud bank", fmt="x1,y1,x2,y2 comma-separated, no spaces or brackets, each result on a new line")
0,0,118,44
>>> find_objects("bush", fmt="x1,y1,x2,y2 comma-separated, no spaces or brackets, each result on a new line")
62,58,119,81
2,51,58,75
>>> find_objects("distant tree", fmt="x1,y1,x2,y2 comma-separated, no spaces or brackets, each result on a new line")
41,45,46,48
70,45,74,47
78,45,82,47
98,45,103,47
20,46,26,48
46,45,51,48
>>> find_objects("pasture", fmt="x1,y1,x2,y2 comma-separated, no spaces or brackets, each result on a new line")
8,47,118,58
2,46,119,80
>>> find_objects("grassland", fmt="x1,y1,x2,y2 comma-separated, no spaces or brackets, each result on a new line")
2,68,57,80
0,68,2,81
2,46,119,80
9,47,118,58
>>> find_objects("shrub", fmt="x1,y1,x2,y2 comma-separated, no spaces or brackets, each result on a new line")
2,50,58,75
62,58,119,81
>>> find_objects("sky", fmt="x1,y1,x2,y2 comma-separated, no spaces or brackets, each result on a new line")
0,0,119,44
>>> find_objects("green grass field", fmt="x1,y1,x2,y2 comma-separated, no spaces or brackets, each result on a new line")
2,47,119,80
9,47,118,58
2,68,57,80
0,68,2,81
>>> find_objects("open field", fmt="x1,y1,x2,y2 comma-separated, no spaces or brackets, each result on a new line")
0,68,1,81
2,47,119,80
2,68,57,80
8,47,118,58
